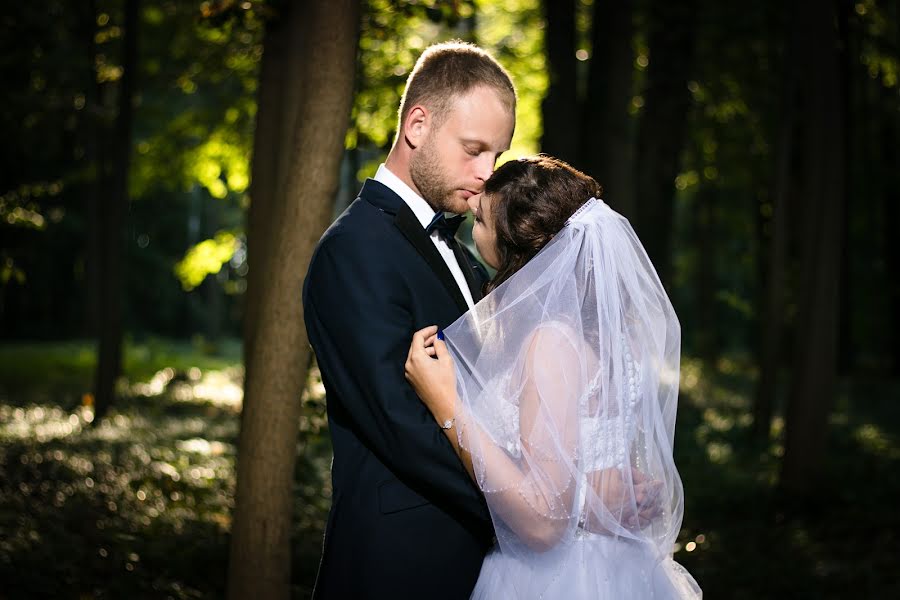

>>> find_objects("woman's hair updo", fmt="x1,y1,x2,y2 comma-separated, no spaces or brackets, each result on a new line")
483,155,602,293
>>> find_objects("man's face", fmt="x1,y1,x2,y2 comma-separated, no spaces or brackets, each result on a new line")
409,86,515,215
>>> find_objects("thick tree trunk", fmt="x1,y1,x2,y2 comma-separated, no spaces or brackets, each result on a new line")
633,0,696,290
540,0,579,164
93,0,138,422
226,2,361,599
582,0,635,217
243,13,288,370
780,0,845,496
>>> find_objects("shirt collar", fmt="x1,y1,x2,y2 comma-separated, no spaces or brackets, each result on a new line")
374,163,439,229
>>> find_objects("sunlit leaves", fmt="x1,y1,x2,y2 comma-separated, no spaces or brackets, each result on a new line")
174,231,239,291
476,0,546,160
189,131,250,198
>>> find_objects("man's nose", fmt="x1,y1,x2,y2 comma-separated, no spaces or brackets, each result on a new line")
474,154,494,185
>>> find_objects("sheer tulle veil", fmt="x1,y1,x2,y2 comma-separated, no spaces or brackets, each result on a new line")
445,198,701,598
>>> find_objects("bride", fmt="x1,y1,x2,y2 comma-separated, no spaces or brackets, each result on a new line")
405,155,701,599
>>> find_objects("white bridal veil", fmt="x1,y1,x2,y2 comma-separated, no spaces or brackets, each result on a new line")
445,199,701,598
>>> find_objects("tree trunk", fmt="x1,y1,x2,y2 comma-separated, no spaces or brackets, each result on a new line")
582,0,635,217
883,82,900,375
836,0,854,373
754,5,801,440
93,0,138,422
82,0,103,339
242,12,287,370
540,0,580,164
633,0,696,290
780,0,845,496
227,2,361,598
695,184,716,360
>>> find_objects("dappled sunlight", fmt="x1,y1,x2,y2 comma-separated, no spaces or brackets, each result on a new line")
129,365,244,410
679,355,754,411
853,423,898,458
0,342,332,597
0,404,94,442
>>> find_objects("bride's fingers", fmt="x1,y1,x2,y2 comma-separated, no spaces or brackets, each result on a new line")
416,325,438,339
413,325,438,346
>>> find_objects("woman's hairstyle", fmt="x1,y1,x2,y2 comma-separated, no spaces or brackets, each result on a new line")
484,155,602,293
398,40,516,132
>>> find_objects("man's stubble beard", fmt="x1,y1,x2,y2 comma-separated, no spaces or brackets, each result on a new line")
409,135,457,214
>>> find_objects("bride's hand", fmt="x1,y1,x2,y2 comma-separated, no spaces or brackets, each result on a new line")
586,467,664,533
405,325,457,424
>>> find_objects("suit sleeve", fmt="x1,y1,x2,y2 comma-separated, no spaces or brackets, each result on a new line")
304,235,492,527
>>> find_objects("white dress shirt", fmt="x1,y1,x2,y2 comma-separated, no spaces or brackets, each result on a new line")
374,164,476,310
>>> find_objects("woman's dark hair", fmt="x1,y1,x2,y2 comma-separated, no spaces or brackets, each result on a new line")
484,155,602,293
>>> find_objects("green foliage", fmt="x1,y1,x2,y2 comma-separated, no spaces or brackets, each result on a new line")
476,0,547,161
174,231,240,291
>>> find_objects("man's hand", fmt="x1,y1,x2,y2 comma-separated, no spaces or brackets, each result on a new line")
588,466,664,532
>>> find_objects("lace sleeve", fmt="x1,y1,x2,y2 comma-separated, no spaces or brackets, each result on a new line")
454,324,585,552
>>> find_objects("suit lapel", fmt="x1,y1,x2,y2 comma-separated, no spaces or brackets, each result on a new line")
359,179,470,313
394,206,470,313
450,241,485,303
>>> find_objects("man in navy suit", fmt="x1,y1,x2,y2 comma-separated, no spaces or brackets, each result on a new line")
303,42,516,599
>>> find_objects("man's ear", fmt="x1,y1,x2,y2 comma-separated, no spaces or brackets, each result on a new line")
403,105,429,149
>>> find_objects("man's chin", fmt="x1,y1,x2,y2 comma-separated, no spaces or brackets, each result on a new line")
444,193,472,216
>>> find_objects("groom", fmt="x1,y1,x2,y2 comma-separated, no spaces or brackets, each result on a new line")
303,42,516,599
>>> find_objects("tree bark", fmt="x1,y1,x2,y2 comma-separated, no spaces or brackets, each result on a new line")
540,0,580,164
836,0,854,373
582,0,635,217
243,12,288,370
780,0,845,496
883,82,900,375
227,2,361,598
82,0,103,339
633,0,696,290
695,184,717,360
754,4,801,440
93,0,138,422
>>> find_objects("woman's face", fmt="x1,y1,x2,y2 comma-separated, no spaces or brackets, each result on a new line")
468,192,500,269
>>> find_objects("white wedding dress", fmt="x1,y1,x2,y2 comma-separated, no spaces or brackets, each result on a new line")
467,363,699,599
444,199,701,599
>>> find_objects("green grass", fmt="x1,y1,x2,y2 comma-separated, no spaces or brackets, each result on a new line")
1,343,898,598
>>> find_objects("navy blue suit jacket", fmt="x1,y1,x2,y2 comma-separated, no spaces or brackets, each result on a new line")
303,179,493,599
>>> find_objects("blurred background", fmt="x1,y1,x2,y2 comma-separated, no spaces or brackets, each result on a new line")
1,0,898,598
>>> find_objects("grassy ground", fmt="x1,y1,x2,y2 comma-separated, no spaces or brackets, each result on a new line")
1,341,898,598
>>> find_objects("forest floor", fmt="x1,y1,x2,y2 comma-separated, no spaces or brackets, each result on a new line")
0,340,898,599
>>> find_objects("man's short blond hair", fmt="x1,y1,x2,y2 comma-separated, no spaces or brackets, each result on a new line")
398,40,516,131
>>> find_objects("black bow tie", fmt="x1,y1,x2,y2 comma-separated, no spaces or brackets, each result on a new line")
425,212,466,240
